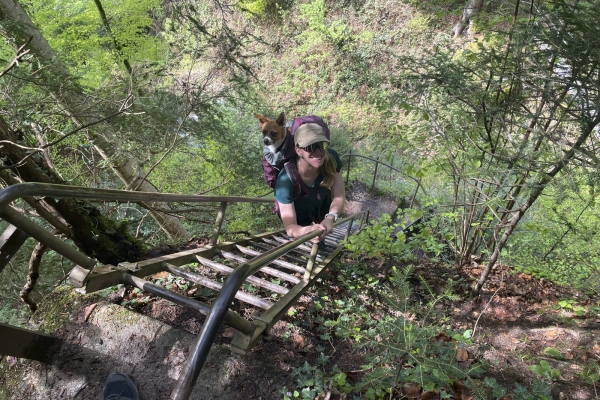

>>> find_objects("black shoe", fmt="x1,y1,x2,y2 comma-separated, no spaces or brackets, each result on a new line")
102,373,139,400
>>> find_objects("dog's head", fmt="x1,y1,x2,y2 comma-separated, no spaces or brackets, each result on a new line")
255,112,286,147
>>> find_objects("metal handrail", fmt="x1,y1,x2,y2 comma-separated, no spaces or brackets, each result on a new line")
0,183,275,285
0,182,273,209
170,212,365,400
340,152,426,208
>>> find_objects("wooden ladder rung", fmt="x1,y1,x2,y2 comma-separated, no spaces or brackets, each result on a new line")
166,264,273,309
249,240,311,265
195,256,288,295
219,250,301,284
235,245,306,273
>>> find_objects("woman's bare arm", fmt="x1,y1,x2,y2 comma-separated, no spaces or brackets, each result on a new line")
279,202,326,242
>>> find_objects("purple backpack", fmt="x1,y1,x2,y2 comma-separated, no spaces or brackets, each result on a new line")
261,115,331,190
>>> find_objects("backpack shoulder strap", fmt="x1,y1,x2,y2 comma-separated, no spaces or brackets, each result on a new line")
283,161,322,200
281,131,296,162
283,161,302,200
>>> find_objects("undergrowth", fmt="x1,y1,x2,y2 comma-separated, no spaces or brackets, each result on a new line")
281,215,555,399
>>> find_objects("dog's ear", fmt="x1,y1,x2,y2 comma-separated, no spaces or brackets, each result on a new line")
276,112,285,127
255,114,269,125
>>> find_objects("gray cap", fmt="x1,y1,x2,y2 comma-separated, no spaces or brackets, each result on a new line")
294,123,330,147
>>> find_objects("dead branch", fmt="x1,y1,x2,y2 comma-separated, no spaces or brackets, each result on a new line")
0,37,32,78
20,241,48,312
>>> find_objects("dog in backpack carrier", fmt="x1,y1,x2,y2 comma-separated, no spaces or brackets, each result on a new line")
255,112,332,190
255,112,295,189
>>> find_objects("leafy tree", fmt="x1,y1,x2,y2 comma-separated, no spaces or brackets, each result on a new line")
390,0,600,293
0,0,189,239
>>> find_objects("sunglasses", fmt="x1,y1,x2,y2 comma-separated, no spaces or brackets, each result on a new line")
297,142,328,153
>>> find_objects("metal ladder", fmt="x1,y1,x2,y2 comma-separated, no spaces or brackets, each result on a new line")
81,216,365,400
0,182,368,400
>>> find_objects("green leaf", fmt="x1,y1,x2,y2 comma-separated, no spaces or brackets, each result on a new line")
543,347,563,359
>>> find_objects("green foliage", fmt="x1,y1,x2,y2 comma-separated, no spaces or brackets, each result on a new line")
238,0,269,16
29,0,165,87
331,267,486,396
528,360,561,382
512,381,552,400
506,179,600,291
281,362,352,400
542,347,563,360
345,211,445,264
297,0,351,51
383,0,600,273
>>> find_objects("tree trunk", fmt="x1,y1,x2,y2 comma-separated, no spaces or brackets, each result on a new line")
473,119,600,295
0,0,188,241
452,0,485,38
0,116,144,265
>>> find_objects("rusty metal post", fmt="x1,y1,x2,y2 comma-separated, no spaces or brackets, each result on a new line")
371,156,379,191
389,156,393,185
303,242,320,281
344,217,353,241
359,210,370,231
0,207,96,272
210,201,228,246
345,150,352,186
0,225,29,273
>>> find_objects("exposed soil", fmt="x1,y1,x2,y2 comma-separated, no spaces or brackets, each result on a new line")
344,180,399,220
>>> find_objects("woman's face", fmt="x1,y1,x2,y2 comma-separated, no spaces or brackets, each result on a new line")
297,144,325,169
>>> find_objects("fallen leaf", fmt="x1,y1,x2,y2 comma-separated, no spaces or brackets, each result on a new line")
151,271,169,279
82,303,97,322
222,327,237,338
344,370,362,381
452,381,473,400
456,348,469,362
7,356,17,368
290,335,305,352
421,390,440,400
434,332,452,342
403,382,421,399
329,285,342,294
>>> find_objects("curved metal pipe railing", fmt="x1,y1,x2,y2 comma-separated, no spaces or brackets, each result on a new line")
0,182,275,285
340,152,426,208
0,182,273,209
170,212,365,400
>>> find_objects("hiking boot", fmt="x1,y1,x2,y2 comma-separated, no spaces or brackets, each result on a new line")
102,373,139,400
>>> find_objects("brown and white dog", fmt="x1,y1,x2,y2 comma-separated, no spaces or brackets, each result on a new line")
255,112,296,189
255,112,287,156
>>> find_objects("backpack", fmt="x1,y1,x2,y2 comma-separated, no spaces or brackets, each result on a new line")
273,160,332,222
262,115,331,189
264,115,332,218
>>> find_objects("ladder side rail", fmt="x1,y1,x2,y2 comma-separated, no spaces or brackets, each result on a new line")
0,182,273,209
